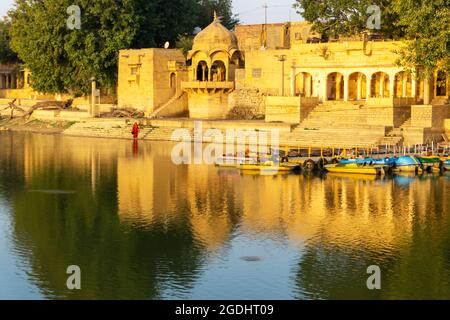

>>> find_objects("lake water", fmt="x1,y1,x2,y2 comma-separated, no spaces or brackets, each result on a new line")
0,132,449,300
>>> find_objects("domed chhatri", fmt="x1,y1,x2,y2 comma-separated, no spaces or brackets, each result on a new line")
189,11,238,58
182,12,243,119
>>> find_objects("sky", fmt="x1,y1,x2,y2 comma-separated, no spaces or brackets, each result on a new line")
0,0,301,24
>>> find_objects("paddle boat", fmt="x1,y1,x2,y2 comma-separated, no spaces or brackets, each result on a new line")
444,159,450,171
324,162,382,175
337,157,395,174
418,156,442,172
338,157,395,166
392,155,422,173
239,161,301,173
215,154,259,168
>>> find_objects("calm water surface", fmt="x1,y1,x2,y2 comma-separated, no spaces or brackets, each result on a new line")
0,132,449,300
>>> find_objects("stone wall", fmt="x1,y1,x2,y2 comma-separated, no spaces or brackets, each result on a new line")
187,92,231,119
228,88,266,116
366,106,411,127
410,105,449,128
445,119,450,136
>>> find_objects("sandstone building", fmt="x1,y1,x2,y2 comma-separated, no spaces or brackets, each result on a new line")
114,15,449,145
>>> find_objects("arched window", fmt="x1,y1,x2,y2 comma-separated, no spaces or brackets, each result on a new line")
196,61,209,81
348,72,367,100
370,72,390,98
210,61,226,82
327,72,344,101
170,73,176,88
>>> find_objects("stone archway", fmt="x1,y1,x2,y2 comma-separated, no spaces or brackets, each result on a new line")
371,72,390,98
170,73,177,95
210,61,226,82
295,72,313,97
327,72,344,101
196,61,209,82
394,71,412,98
348,72,367,100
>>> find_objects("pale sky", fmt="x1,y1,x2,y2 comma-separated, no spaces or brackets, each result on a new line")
0,0,301,24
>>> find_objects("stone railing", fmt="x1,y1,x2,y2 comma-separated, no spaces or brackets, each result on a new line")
181,81,235,90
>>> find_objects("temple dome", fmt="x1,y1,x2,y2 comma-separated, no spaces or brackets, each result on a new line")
190,14,238,58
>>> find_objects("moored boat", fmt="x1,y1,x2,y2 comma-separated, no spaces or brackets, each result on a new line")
392,155,421,173
418,156,442,172
239,161,301,173
444,159,450,171
339,157,395,166
324,163,382,175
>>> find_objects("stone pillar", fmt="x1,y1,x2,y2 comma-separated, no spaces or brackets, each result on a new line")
12,75,17,89
366,74,372,99
336,75,342,100
424,77,430,105
202,65,206,82
380,74,385,97
343,74,349,101
305,74,312,97
402,74,408,97
0,74,4,89
412,76,417,98
357,74,362,100
322,75,328,102
290,68,296,96
302,73,306,96
389,74,395,98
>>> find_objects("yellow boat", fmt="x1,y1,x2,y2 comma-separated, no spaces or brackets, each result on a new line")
326,172,379,181
239,161,300,173
325,163,382,175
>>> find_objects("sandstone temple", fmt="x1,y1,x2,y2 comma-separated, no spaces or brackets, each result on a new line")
1,15,450,147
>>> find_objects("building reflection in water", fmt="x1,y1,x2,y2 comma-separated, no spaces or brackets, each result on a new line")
0,132,449,299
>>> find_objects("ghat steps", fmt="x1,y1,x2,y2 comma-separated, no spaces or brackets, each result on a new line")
285,101,406,147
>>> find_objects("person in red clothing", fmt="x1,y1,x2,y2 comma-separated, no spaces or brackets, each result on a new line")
131,122,139,139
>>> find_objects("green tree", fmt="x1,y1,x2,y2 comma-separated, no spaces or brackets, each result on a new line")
175,34,194,57
391,0,450,78
9,0,139,95
0,18,18,64
8,0,238,95
196,0,239,30
293,0,401,39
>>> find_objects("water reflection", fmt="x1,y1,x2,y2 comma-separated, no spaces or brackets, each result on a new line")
0,132,449,299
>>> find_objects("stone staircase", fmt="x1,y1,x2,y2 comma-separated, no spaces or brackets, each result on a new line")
148,92,187,119
299,102,367,129
378,128,404,146
284,101,390,147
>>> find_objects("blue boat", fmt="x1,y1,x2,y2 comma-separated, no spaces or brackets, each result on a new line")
444,159,450,171
393,155,421,173
339,157,396,166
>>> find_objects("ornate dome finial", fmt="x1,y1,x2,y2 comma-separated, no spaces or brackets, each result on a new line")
214,10,218,21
